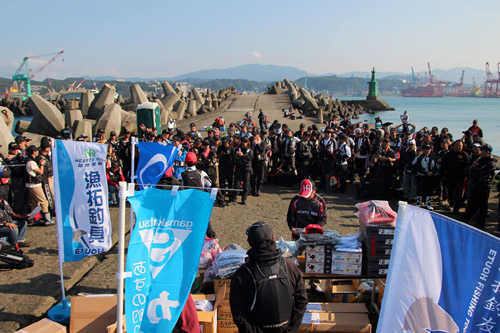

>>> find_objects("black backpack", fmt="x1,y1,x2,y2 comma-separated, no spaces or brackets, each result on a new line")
243,256,294,331
0,245,34,269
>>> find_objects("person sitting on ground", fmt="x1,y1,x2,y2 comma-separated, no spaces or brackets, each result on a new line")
0,217,21,253
230,222,308,333
0,196,30,248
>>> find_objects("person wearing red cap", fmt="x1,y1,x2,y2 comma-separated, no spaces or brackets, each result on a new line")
287,179,327,240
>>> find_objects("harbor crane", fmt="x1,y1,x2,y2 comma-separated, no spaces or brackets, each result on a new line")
484,62,499,97
10,50,64,100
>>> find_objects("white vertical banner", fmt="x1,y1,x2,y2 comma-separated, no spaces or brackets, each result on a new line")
53,140,112,262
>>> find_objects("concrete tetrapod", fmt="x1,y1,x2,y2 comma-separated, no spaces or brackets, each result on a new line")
161,92,180,111
74,119,95,139
87,84,116,120
79,92,95,117
65,109,83,128
0,115,14,156
0,106,15,131
130,84,148,106
27,95,66,137
161,81,176,96
192,88,205,106
94,103,123,137
15,120,30,135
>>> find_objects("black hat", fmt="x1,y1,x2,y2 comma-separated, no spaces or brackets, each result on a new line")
382,138,390,143
234,134,241,140
110,131,117,136
246,222,274,248
363,123,369,129
111,162,120,169
190,123,196,127
15,136,30,143
194,138,202,144
282,123,288,129
422,144,431,150
202,139,210,145
172,136,181,142
260,130,267,136
26,145,38,154
40,137,51,149
162,129,169,135
8,142,20,150
214,135,221,141
312,124,318,130
123,129,131,134
97,128,105,133
241,136,249,142
302,131,311,137
300,123,306,128
480,144,493,152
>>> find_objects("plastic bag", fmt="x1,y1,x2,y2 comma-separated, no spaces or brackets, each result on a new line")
335,232,362,252
223,243,245,251
213,250,247,278
195,299,214,312
202,238,222,258
199,251,214,269
355,200,397,226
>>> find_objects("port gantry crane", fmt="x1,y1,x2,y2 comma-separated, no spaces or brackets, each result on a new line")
484,62,499,97
10,50,64,100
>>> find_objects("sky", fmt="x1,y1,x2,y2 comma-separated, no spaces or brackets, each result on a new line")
1,0,498,80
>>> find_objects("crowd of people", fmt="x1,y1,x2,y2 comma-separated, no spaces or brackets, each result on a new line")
1,112,499,255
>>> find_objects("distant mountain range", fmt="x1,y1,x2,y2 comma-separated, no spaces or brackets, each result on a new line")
85,64,487,85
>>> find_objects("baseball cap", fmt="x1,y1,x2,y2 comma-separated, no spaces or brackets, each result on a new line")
15,136,31,143
473,142,482,148
408,139,416,145
241,136,249,142
246,222,274,248
40,137,51,149
97,128,105,133
422,144,431,150
26,145,38,154
298,179,315,198
481,144,493,152
81,133,88,138
190,122,196,127
8,142,20,150
110,131,117,136
202,139,210,145
355,128,362,134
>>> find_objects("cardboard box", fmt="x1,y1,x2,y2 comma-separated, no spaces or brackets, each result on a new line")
106,318,126,333
305,262,324,274
216,298,238,332
306,252,326,263
69,294,118,333
16,318,67,333
192,285,226,333
306,303,367,314
214,278,231,299
359,220,395,237
299,312,372,332
331,251,362,264
306,245,325,253
331,264,362,276
331,285,359,303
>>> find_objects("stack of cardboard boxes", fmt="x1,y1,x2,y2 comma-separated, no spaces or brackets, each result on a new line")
299,302,372,332
359,222,394,277
305,244,362,276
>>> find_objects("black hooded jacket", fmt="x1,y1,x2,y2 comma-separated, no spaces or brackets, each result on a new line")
230,245,308,333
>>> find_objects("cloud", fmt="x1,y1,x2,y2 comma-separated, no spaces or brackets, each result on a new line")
251,52,262,59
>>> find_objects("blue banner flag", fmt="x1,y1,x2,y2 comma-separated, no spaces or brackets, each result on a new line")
136,142,178,190
125,188,215,333
52,140,112,263
378,204,500,333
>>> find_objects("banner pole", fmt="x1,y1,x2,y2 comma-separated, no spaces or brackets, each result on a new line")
116,181,129,333
48,139,71,323
130,137,137,233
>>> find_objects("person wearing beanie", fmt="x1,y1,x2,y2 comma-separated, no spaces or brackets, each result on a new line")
230,222,307,333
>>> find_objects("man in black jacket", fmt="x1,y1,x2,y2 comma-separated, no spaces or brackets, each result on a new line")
230,222,308,333
460,144,496,230
231,137,253,205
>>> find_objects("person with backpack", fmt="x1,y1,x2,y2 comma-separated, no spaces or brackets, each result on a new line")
181,152,217,237
230,222,308,333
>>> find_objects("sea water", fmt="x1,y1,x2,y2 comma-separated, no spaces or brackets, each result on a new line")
341,97,500,152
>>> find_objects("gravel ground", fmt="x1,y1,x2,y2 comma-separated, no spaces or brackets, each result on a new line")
1,93,498,332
